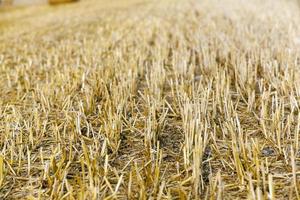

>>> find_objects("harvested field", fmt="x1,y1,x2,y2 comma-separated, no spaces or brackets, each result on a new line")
1,0,300,199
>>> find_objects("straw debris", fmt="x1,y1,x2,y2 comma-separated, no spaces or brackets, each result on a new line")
0,0,300,199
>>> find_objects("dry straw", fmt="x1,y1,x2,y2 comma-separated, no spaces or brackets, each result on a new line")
0,0,300,199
